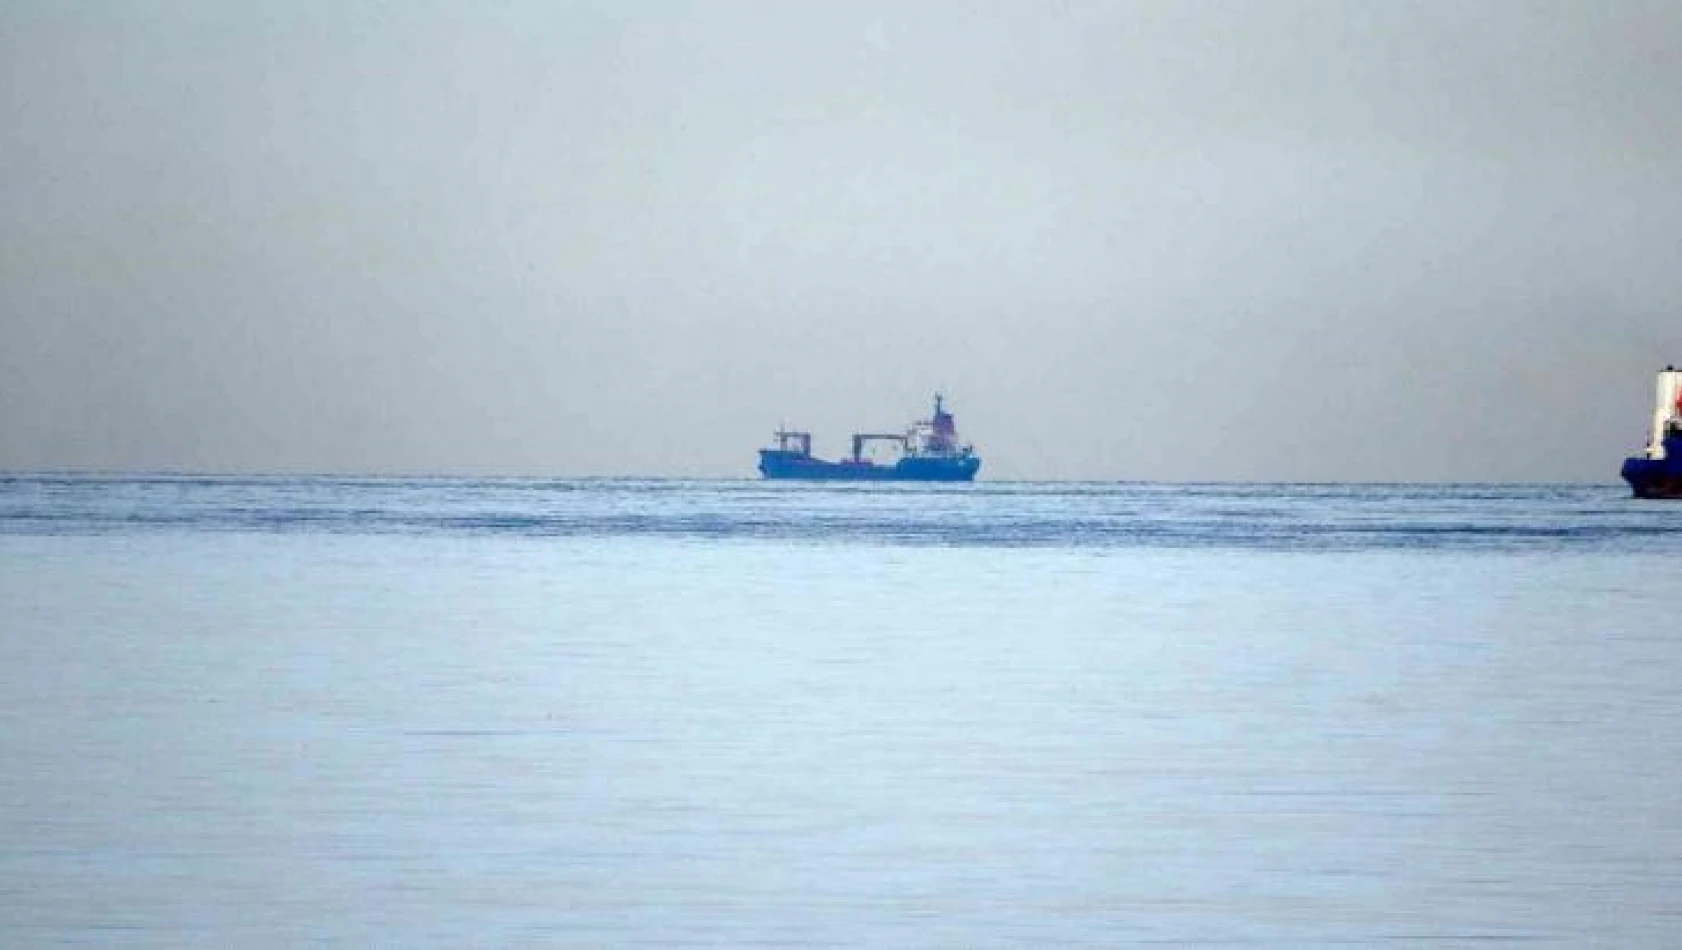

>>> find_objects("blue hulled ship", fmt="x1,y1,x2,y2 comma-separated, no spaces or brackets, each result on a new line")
758,394,981,481
1622,366,1682,498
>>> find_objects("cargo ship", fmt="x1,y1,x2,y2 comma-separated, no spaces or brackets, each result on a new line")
1621,366,1682,498
758,394,982,481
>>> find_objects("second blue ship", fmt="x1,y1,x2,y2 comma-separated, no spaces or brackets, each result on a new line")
759,394,981,481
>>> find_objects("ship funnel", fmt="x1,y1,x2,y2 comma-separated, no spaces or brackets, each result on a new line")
1649,368,1682,459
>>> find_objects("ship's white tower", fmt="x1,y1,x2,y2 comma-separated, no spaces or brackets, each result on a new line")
1647,367,1682,459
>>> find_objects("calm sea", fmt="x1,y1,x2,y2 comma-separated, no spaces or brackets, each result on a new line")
2,477,1679,946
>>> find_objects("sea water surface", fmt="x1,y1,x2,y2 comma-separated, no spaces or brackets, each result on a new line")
2,477,1680,946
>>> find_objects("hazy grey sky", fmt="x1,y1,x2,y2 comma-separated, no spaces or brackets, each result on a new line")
3,0,1680,480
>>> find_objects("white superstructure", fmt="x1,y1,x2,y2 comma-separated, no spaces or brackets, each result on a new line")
1647,367,1682,459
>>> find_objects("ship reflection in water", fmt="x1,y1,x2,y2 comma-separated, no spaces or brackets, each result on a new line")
758,394,981,481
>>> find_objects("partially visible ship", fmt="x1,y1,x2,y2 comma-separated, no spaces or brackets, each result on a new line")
758,394,982,481
1621,366,1682,498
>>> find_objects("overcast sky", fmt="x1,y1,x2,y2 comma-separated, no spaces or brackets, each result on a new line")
3,1,1680,480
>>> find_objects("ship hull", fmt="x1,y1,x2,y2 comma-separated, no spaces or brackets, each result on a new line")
759,451,980,482
1621,457,1682,498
